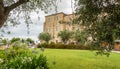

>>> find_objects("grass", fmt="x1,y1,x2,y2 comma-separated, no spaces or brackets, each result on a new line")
38,49,120,69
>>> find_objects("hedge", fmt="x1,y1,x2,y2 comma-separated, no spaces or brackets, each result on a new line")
37,42,89,50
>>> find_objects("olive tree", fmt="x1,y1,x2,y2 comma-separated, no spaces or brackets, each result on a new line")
58,30,73,44
75,0,120,56
0,0,61,28
74,30,86,45
38,32,51,43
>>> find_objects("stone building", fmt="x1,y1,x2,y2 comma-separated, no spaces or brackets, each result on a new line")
114,40,120,51
43,12,84,43
43,12,120,51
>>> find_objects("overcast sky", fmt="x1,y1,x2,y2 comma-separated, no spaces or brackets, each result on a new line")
0,0,74,41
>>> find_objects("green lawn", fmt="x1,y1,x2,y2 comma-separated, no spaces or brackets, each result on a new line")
39,49,120,69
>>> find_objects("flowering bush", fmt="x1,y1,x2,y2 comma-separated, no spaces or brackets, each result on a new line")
3,54,49,69
0,58,3,64
0,41,49,69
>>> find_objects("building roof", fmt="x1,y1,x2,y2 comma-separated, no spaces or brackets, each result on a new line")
45,12,73,17
45,12,65,17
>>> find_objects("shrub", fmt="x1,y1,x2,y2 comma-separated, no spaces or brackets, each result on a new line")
38,43,89,50
6,41,29,59
26,38,34,44
37,43,49,48
10,37,21,44
87,41,100,50
48,42,56,48
1,39,7,45
2,54,49,69
0,41,49,69
55,43,63,48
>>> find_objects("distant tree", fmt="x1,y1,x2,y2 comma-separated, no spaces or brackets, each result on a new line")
10,37,20,44
58,30,73,44
26,38,34,44
38,32,51,43
1,38,7,45
21,38,25,43
74,30,86,45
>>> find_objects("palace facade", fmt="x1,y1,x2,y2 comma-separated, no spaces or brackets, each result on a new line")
43,12,84,43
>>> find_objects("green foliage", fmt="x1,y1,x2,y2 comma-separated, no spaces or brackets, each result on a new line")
21,38,26,43
74,30,86,45
38,32,51,43
58,30,73,44
75,0,120,51
49,42,56,48
88,41,100,50
1,0,60,27
0,39,7,45
10,37,21,44
1,39,7,45
0,37,35,45
0,41,49,69
4,41,29,59
37,43,49,48
0,38,11,46
26,38,34,44
3,54,49,69
38,42,89,50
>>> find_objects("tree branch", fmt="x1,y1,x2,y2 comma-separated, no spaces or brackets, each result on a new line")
0,0,4,7
6,0,29,12
0,0,4,13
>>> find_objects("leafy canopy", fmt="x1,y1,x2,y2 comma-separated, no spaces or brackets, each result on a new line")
0,0,61,35
75,0,120,44
74,30,86,45
38,32,51,43
58,30,73,44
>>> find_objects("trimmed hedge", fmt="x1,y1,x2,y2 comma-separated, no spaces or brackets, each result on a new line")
37,42,89,50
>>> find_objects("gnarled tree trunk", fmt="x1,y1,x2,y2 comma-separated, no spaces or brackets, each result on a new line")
0,0,8,28
0,9,9,28
0,0,29,28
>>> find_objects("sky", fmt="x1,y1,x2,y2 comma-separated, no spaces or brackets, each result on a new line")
0,0,75,41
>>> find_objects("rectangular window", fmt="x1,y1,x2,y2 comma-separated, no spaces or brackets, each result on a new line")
48,28,50,32
48,29,49,32
68,17,71,22
55,16,58,21
48,18,50,22
56,16,58,20
56,26,58,31
68,17,71,25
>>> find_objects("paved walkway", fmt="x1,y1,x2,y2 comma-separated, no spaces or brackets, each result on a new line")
112,51,120,53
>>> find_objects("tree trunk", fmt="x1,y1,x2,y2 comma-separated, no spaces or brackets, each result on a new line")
0,0,7,28
0,12,9,28
0,0,10,28
0,0,29,28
